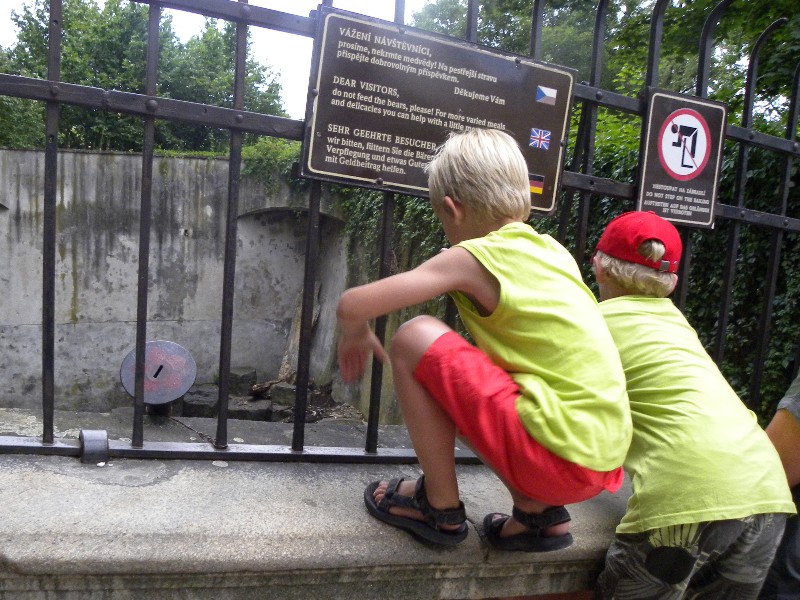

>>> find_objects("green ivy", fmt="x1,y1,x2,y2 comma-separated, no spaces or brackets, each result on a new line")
240,137,304,195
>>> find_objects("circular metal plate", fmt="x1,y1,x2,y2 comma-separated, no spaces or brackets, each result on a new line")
119,340,197,405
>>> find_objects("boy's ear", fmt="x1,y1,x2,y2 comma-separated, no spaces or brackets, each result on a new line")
591,255,605,282
668,273,679,295
442,195,466,222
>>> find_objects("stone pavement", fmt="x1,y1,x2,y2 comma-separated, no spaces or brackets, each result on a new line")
0,408,628,599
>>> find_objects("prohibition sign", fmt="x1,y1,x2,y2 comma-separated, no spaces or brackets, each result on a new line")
658,108,711,182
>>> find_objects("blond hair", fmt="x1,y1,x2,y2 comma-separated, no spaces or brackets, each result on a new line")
595,240,676,297
425,128,531,222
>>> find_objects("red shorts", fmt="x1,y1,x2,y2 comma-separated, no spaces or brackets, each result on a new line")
414,331,624,506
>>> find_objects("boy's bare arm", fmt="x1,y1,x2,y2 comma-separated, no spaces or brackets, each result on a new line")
336,247,497,382
337,247,491,322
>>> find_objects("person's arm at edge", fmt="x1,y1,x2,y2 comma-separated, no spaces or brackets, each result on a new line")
765,408,800,488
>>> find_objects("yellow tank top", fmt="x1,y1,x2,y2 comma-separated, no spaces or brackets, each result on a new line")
454,222,631,471
600,295,795,532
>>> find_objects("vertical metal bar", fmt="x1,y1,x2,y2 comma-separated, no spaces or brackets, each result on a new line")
645,0,669,89
573,0,607,266
558,0,607,262
673,0,733,310
41,0,63,445
215,3,249,449
132,3,161,448
291,0,331,451
529,0,544,60
789,84,800,381
696,0,734,98
747,61,800,410
365,5,406,454
587,0,607,88
394,0,405,24
675,231,692,309
292,180,322,451
440,2,475,323
465,0,479,43
556,110,587,244
364,193,395,454
712,18,787,365
557,107,589,243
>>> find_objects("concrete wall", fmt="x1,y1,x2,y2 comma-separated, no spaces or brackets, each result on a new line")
0,149,347,412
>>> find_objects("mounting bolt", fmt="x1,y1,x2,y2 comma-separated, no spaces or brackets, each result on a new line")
145,99,158,112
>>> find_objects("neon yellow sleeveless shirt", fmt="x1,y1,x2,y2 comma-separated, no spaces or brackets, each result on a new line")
454,222,631,471
600,295,795,533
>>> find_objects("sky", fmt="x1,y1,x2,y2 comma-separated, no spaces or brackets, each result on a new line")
0,1,430,119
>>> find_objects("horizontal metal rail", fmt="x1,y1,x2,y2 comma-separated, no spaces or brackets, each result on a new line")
0,435,481,464
0,74,304,140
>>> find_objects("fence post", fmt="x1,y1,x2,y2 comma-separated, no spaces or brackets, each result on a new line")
712,18,788,366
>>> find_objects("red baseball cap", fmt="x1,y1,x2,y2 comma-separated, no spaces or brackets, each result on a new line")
596,211,682,273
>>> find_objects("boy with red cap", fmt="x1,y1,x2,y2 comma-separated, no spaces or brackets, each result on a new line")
592,211,795,599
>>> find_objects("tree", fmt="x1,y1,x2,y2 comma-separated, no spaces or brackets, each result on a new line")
412,0,618,85
0,49,43,148
158,18,286,152
1,0,287,152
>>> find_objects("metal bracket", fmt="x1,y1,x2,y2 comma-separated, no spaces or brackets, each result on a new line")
79,429,109,464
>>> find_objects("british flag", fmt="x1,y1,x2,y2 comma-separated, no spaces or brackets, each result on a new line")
529,128,551,150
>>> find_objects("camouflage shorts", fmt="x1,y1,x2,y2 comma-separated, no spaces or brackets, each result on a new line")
595,513,788,600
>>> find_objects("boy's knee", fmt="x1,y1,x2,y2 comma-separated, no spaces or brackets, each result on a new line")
390,316,450,364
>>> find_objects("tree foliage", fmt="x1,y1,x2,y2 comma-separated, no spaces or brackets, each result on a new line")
0,0,286,151
412,0,610,84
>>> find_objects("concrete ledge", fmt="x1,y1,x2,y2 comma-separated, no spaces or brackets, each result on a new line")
0,409,628,599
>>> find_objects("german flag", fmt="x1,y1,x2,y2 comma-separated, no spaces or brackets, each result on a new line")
529,173,545,195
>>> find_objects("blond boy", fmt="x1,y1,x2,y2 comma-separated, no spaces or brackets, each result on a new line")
337,128,631,549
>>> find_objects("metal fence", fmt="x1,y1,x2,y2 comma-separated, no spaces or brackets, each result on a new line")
0,0,798,464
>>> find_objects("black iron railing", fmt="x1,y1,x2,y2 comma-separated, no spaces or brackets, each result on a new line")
0,0,798,464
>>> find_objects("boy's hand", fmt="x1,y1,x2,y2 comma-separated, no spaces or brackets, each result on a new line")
337,322,389,383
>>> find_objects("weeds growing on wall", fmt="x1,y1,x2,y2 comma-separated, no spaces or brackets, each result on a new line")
241,138,304,195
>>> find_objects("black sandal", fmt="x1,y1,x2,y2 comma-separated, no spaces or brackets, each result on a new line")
483,505,573,552
363,475,468,546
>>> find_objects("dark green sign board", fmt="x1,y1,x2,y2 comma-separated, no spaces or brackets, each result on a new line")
638,89,728,228
301,7,575,213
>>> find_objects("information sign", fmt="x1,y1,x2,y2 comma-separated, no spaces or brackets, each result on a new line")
301,7,575,213
638,89,727,227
